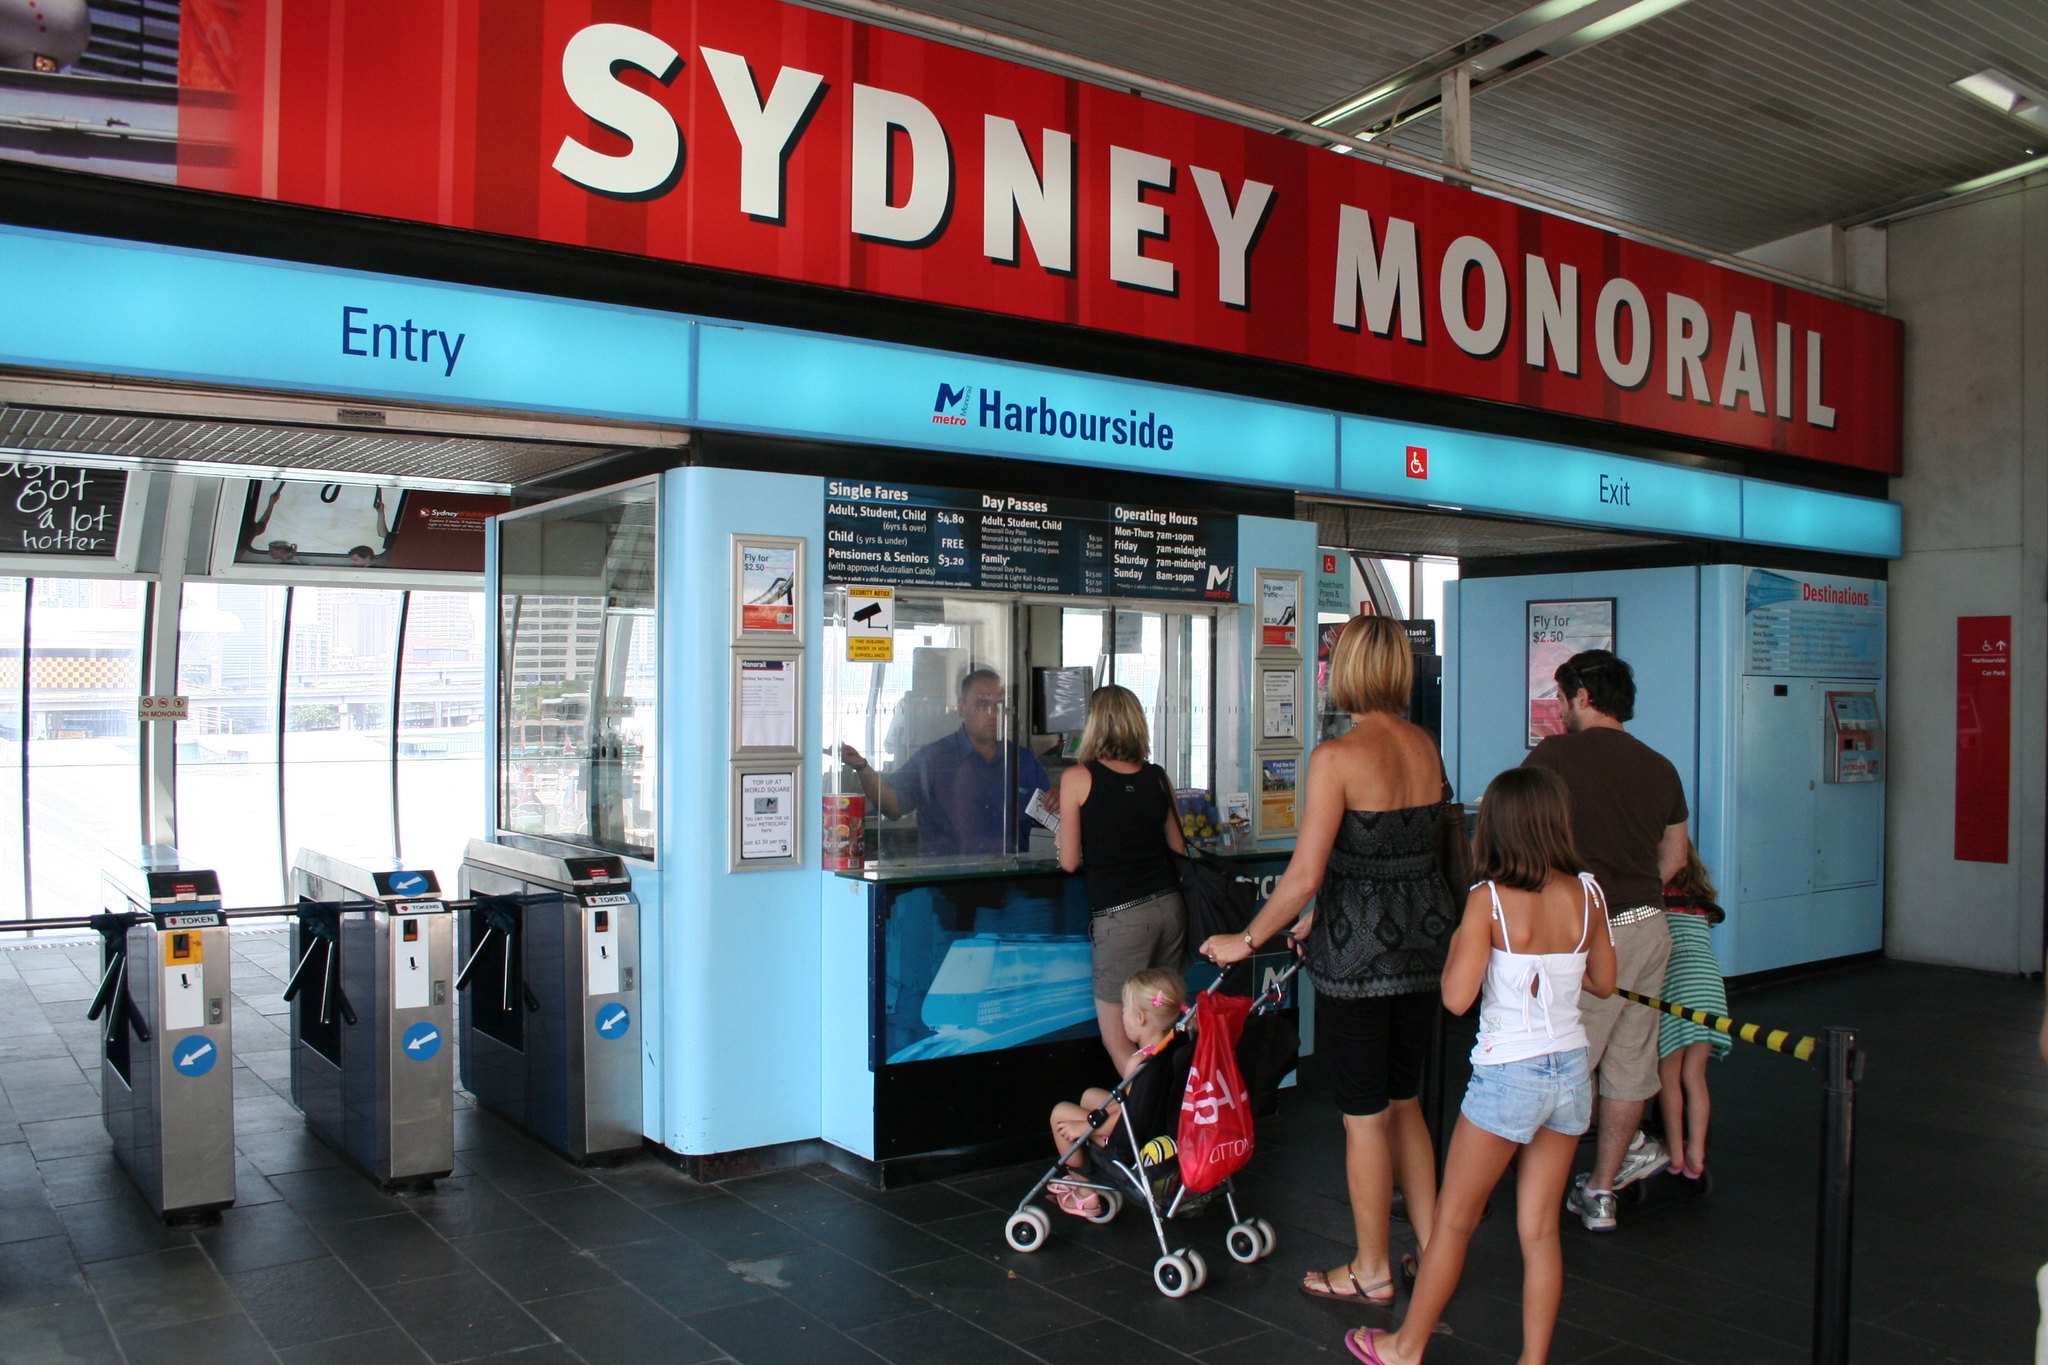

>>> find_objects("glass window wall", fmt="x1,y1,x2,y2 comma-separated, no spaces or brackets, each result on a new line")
497,483,658,860
176,583,288,905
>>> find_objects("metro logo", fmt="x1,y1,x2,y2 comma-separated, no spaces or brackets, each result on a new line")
931,382,972,427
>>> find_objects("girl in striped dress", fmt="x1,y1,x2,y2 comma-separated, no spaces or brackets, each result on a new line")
1656,843,1730,1180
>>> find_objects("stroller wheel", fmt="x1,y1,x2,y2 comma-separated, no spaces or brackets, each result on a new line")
1004,1205,1051,1253
1185,1247,1209,1291
1153,1252,1196,1298
1085,1189,1123,1224
1226,1221,1263,1264
1253,1217,1277,1259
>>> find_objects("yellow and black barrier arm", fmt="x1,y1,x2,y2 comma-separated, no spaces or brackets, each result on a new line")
1613,987,1820,1063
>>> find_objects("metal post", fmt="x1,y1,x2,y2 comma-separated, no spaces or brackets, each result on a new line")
1812,1026,1859,1365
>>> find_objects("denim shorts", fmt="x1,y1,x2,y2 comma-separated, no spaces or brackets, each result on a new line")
1461,1047,1592,1143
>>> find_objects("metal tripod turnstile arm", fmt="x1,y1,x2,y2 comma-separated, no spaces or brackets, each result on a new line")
282,918,357,1028
84,914,150,1044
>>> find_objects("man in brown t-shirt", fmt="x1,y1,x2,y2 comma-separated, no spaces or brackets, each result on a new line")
1525,650,1689,1232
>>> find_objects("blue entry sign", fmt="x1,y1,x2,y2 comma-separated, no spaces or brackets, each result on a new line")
387,871,430,897
594,1003,631,1040
171,1036,218,1077
401,1022,442,1060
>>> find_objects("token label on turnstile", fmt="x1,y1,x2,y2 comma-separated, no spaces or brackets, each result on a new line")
392,914,433,1010
162,933,206,1031
586,909,621,996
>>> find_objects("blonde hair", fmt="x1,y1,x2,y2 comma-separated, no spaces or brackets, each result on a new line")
1121,968,1185,1031
1326,614,1413,715
1076,684,1150,763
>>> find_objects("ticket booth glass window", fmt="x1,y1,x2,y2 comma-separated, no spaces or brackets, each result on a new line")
827,591,1222,870
497,483,658,861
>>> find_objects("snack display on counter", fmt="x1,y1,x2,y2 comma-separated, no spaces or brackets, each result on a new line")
1175,789,1223,850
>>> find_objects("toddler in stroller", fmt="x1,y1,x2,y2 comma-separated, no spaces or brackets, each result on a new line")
1008,959,1302,1296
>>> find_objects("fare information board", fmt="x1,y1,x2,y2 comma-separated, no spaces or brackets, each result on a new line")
824,481,1237,602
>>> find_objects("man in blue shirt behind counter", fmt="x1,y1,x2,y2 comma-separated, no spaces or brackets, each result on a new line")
841,667,1053,857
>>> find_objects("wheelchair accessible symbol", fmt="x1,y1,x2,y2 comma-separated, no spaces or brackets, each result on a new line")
171,1036,217,1077
402,1022,442,1060
594,1004,631,1040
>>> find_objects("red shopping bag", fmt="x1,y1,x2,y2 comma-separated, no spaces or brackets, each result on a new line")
1177,992,1255,1193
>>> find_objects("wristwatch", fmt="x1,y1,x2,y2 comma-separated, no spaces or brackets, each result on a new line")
1241,931,1256,950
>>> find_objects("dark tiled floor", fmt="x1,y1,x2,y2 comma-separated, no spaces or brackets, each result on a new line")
0,932,2038,1365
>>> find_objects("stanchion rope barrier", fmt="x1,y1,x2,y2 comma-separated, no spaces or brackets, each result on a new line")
1614,987,1820,1063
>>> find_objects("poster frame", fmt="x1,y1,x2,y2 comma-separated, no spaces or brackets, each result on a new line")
1256,568,1305,655
730,762,804,871
1525,597,1616,748
208,476,503,588
0,462,152,576
731,648,805,759
731,533,806,643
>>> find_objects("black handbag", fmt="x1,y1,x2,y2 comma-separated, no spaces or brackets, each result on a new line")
1437,769,1472,903
1173,847,1257,945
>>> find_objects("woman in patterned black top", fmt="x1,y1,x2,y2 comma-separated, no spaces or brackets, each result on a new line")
1200,615,1457,1307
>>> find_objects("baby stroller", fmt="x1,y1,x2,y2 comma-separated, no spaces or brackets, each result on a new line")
1003,957,1302,1297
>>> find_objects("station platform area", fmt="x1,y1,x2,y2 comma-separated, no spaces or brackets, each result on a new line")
0,934,2034,1365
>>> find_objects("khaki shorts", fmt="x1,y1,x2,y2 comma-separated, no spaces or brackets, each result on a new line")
1090,890,1186,1002
1579,910,1671,1102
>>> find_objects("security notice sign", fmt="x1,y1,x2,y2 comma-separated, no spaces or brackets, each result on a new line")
845,586,895,661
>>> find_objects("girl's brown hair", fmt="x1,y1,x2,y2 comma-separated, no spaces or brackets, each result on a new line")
1469,766,1584,892
1326,614,1413,715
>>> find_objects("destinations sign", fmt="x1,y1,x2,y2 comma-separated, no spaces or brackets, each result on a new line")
824,481,1237,602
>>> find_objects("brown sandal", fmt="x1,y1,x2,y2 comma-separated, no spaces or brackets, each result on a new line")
1300,1262,1394,1305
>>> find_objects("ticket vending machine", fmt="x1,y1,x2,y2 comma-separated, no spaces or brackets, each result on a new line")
90,847,234,1221
457,838,642,1163
286,850,454,1189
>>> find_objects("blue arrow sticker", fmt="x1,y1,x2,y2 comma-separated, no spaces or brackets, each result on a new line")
390,872,427,895
594,1004,631,1040
401,1021,442,1060
171,1036,217,1077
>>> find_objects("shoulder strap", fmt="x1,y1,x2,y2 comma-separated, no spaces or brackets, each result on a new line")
1486,881,1511,951
1575,872,1603,950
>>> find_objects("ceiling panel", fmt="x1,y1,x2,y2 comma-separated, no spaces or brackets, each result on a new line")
849,0,2048,254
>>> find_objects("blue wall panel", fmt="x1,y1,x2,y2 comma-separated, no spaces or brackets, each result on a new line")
657,467,826,1155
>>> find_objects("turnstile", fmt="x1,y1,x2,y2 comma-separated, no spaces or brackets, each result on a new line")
90,847,234,1221
286,849,454,1188
458,838,642,1162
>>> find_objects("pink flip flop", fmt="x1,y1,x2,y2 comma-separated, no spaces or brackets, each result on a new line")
1345,1327,1393,1364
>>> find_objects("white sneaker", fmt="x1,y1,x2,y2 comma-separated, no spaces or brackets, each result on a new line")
1612,1133,1669,1190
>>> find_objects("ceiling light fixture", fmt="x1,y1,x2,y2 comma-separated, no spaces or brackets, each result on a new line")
1950,67,2048,134
1307,0,1695,137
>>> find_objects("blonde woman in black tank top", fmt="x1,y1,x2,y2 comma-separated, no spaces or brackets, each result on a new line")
1198,616,1456,1307
1057,685,1188,1067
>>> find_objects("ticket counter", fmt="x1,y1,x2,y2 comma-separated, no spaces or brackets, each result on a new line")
840,851,1298,1178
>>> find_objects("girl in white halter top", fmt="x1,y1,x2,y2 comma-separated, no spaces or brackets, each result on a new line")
1344,767,1617,1365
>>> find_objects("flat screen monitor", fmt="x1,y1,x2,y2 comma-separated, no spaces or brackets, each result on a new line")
1033,666,1094,734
